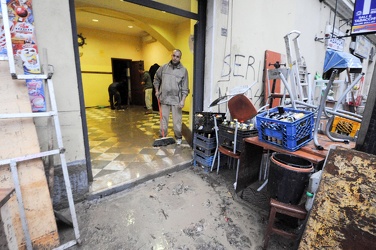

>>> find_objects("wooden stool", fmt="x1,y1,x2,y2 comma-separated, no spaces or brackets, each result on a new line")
263,198,307,249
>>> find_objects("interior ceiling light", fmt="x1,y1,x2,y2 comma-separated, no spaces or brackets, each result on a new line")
92,19,99,22
128,25,133,28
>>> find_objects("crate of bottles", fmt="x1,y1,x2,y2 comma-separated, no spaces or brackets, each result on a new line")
218,123,258,152
194,112,226,133
193,133,216,150
330,116,361,138
194,150,214,169
256,107,314,151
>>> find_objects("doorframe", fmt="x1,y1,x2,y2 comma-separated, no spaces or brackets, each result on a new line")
69,0,93,181
71,0,207,183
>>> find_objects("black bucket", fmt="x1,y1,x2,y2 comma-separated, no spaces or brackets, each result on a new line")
268,153,313,205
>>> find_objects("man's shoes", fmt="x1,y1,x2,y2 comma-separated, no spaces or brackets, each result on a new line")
176,139,182,145
145,110,152,114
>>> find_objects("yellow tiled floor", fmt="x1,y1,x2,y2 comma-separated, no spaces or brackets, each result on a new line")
86,105,193,196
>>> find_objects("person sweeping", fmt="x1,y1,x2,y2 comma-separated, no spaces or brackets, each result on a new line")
153,49,189,146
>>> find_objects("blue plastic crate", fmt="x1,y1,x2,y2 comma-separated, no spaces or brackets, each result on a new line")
256,107,314,151
193,133,216,149
194,150,214,168
194,145,216,156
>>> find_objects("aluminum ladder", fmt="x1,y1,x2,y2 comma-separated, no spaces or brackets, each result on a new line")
0,1,80,249
284,30,312,104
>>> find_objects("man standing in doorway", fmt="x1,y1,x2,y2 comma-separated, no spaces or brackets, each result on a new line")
139,67,153,114
153,49,189,145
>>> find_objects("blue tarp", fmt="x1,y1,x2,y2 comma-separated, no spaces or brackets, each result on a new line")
323,49,363,73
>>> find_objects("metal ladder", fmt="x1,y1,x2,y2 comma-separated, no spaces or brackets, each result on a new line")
0,1,80,249
284,30,312,104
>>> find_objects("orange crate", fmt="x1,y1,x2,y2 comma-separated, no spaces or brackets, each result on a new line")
330,116,361,137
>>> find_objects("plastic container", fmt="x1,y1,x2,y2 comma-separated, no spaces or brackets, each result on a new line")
330,116,361,137
193,150,214,168
256,107,314,151
305,170,322,211
268,153,313,205
194,112,225,133
218,124,258,152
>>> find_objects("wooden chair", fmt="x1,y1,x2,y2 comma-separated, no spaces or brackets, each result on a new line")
263,198,307,249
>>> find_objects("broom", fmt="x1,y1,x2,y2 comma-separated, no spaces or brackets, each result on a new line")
152,98,175,147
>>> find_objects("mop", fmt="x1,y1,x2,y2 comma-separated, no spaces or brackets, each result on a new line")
152,99,175,147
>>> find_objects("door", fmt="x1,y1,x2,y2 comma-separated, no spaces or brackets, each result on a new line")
111,58,131,106
130,61,144,106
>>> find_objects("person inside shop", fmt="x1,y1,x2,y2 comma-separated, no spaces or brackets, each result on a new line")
153,49,189,145
138,67,153,114
149,63,160,111
108,80,125,110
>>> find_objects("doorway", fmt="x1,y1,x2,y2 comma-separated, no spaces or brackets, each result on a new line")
111,58,131,107
74,1,206,183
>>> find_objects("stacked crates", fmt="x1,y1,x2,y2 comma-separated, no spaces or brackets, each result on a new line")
193,112,225,171
193,133,216,171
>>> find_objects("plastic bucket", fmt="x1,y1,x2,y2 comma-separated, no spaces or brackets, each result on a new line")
268,153,313,204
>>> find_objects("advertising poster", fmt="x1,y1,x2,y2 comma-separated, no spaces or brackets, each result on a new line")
0,0,46,112
351,0,376,35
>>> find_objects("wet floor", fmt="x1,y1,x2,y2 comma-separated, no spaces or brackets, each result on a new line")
58,105,299,249
58,167,294,250
86,105,193,198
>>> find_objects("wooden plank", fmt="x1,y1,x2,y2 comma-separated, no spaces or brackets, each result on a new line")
244,134,355,164
263,50,285,107
299,147,376,249
237,134,356,192
0,61,59,249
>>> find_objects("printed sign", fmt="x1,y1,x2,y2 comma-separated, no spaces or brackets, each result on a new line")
351,0,376,35
0,0,46,112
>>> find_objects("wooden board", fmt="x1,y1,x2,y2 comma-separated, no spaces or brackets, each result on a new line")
263,50,287,108
0,61,59,249
299,146,376,250
237,134,356,193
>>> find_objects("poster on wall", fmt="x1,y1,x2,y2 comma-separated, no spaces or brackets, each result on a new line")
0,0,46,112
351,0,376,35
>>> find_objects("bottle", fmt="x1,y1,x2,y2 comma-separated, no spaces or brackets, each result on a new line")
305,170,322,211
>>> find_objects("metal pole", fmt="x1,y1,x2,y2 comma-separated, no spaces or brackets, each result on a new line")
10,161,33,250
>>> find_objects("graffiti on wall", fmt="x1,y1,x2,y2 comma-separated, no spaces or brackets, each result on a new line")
214,52,265,108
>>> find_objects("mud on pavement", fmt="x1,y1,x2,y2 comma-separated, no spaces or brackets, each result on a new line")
58,167,293,250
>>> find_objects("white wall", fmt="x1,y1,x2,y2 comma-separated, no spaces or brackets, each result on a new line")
32,1,85,164
205,0,375,112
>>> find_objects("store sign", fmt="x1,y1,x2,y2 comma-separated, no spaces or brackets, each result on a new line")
354,35,371,59
326,25,345,51
327,37,345,51
351,0,376,35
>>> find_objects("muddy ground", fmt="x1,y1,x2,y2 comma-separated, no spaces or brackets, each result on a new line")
58,167,294,250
